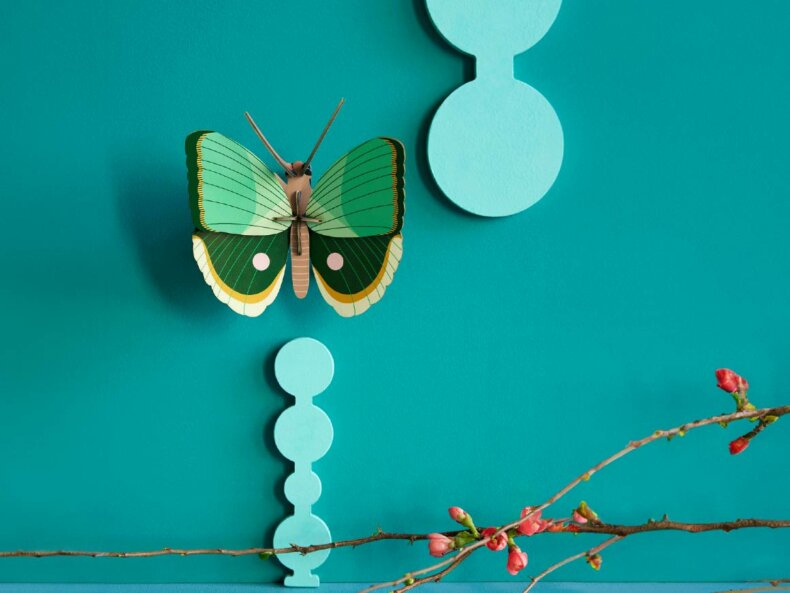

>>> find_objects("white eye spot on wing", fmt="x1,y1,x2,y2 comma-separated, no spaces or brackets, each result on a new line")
327,252,344,271
252,253,271,271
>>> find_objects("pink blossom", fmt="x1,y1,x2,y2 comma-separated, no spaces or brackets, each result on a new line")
448,506,466,522
427,533,454,557
572,510,588,524
716,369,748,394
481,527,508,552
729,436,749,455
506,545,528,575
517,507,548,536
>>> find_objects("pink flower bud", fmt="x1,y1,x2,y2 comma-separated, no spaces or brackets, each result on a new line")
427,533,454,557
518,507,548,536
506,545,528,575
481,527,508,552
716,369,748,394
572,510,588,524
448,506,467,523
729,436,749,455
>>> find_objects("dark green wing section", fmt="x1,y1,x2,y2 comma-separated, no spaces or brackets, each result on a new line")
310,231,403,317
186,131,291,235
192,230,289,316
306,138,405,238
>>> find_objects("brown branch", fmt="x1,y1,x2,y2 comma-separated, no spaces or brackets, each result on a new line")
576,518,790,536
1,518,785,560
356,404,790,592
358,546,477,593
716,588,790,593
524,536,624,593
0,404,787,592
0,532,449,559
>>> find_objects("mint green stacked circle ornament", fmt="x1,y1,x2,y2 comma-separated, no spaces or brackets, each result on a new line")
427,0,564,217
273,337,335,587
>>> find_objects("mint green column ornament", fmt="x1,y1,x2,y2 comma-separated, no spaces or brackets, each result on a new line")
273,337,335,587
426,0,564,217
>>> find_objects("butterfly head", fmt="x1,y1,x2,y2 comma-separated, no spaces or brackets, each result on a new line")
287,160,312,178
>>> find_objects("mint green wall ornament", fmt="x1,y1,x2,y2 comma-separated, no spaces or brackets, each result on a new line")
272,338,335,587
426,0,564,217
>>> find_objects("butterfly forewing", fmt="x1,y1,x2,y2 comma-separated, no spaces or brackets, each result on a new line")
187,131,291,235
306,138,404,238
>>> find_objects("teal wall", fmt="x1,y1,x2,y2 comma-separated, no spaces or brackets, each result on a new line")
1,0,789,584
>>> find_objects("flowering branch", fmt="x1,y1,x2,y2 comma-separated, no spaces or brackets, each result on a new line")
358,370,788,593
1,517,786,560
0,370,786,592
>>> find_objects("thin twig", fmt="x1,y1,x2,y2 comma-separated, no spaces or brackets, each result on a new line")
499,405,790,537
576,518,790,536
523,536,624,593
1,405,787,592
0,532,448,559
357,404,790,592
716,588,790,593
1,518,785,559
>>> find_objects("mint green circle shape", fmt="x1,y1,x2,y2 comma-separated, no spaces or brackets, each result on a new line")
274,337,334,397
274,405,333,462
284,471,322,506
273,514,331,570
426,0,561,58
428,78,563,217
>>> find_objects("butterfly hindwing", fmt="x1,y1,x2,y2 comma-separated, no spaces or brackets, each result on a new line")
309,232,403,317
306,137,404,238
186,131,292,235
192,230,289,317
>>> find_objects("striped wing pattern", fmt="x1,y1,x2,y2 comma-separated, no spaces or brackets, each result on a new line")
191,230,289,317
186,131,291,235
310,233,403,317
306,138,405,317
307,138,404,238
185,131,405,317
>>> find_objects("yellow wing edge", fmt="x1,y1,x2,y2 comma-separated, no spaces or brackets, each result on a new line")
312,235,403,317
192,234,285,317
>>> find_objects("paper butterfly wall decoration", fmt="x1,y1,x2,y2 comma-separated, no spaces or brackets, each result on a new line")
185,99,405,317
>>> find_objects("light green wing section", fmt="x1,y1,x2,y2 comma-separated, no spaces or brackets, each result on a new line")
306,137,405,238
186,131,292,235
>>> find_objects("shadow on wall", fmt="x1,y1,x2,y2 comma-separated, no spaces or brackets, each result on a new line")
408,0,482,219
261,343,291,580
112,151,224,321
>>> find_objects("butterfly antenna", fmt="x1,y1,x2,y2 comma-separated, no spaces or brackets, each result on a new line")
244,111,293,174
303,98,345,169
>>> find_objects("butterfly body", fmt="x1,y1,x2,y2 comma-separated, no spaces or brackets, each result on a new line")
275,163,314,298
186,105,405,317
